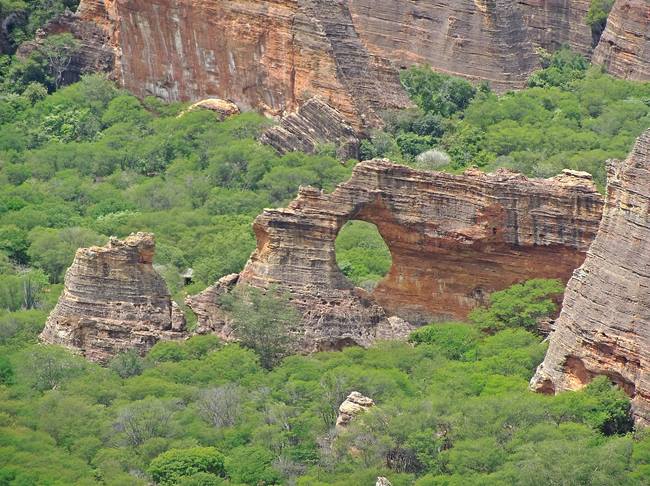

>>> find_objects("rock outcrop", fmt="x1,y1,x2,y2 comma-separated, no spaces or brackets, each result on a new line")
37,0,650,131
189,160,603,351
336,391,374,429
260,97,360,159
40,233,187,363
182,98,240,120
531,130,650,426
592,0,650,82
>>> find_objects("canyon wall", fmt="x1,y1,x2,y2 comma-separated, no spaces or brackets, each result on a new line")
189,160,604,351
593,0,650,82
531,130,650,425
39,0,648,131
40,233,187,363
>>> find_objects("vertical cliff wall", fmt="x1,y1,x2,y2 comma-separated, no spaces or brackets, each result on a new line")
592,0,650,81
347,0,593,90
52,0,649,130
40,233,187,363
531,130,650,425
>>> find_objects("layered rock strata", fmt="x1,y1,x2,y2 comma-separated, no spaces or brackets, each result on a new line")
40,233,187,363
336,391,374,429
592,0,650,81
43,0,650,132
189,160,603,351
531,130,650,425
260,97,360,159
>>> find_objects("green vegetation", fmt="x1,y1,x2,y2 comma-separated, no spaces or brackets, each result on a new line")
1,278,648,484
1,45,650,484
586,0,615,41
0,75,352,328
0,0,80,48
335,221,392,289
363,49,650,189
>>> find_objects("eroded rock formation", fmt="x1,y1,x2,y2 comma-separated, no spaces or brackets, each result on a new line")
40,233,187,363
531,130,650,425
336,391,374,429
592,0,650,81
36,0,650,132
260,97,360,159
189,160,604,351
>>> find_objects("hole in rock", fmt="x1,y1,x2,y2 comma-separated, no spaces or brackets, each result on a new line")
335,220,392,292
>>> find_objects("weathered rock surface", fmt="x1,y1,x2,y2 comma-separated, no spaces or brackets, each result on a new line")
531,130,650,425
592,0,650,81
40,233,187,363
190,160,603,351
336,391,374,429
260,97,360,159
40,0,650,130
182,98,240,120
186,273,239,339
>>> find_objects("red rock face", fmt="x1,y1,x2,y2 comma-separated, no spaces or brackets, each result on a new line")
40,0,650,129
72,0,409,129
593,0,650,81
189,161,604,351
531,130,650,425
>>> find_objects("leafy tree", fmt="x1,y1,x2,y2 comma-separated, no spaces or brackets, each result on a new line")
149,447,225,486
17,345,86,391
109,349,145,378
409,323,480,360
220,285,299,369
469,279,564,332
586,0,615,42
37,33,81,89
114,398,177,446
224,446,280,485
27,226,106,283
0,355,14,385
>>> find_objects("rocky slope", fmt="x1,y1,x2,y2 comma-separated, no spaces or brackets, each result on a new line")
593,0,650,81
189,160,603,351
40,233,187,363
531,130,650,426
260,97,360,159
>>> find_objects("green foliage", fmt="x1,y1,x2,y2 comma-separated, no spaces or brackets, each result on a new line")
409,323,480,360
220,285,299,369
400,66,477,117
528,48,589,89
109,349,145,379
586,0,615,40
469,279,564,332
149,447,225,485
335,220,392,288
0,355,14,384
224,446,280,485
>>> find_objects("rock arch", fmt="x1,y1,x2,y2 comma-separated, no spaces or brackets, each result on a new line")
188,160,604,351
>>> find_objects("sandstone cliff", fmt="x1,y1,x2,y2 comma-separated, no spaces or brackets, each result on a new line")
531,130,650,426
592,0,650,82
43,0,646,131
40,233,187,363
189,161,603,351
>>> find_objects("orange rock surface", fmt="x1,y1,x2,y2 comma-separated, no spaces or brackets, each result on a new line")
531,130,650,425
189,160,604,351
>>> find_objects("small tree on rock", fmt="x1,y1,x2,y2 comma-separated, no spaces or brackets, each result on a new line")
220,285,299,369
